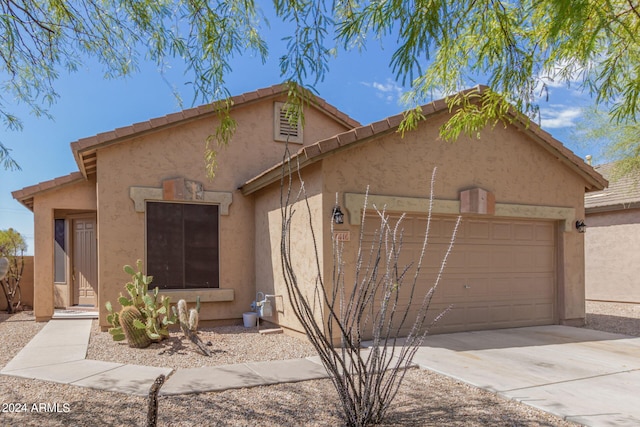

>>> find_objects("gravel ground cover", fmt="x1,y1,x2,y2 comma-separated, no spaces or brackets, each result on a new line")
583,300,640,336
5,301,637,426
86,321,319,369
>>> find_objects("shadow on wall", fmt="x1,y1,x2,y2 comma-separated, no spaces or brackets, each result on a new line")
0,256,34,312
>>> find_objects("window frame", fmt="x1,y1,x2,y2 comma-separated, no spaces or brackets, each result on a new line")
145,201,220,290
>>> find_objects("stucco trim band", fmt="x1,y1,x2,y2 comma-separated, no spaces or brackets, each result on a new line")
129,187,233,214
154,288,234,303
344,193,576,232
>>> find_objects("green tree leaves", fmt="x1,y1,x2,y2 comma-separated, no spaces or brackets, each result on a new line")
1,0,639,172
0,228,27,257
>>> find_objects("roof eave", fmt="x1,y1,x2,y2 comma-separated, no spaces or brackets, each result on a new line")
586,201,640,214
11,171,86,211
507,114,608,192
71,84,361,178
241,112,418,196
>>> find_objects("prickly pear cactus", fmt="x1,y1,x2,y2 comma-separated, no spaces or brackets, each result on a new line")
105,260,176,344
120,306,152,349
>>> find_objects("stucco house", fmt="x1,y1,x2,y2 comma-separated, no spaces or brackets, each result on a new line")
13,84,606,337
585,163,640,303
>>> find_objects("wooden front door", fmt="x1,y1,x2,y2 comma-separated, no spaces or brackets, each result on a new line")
73,217,97,306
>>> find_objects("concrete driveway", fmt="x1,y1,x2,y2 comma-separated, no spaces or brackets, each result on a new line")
412,325,640,427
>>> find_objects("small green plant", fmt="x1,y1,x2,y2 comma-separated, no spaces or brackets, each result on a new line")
106,260,176,344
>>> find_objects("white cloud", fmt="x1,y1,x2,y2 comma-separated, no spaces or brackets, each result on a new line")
361,78,404,103
536,60,587,93
540,105,583,129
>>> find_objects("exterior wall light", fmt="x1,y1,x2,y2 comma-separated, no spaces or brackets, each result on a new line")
332,205,344,224
575,220,587,233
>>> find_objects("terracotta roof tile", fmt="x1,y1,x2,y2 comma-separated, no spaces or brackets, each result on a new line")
12,172,86,211
181,107,200,119
241,91,259,103
241,85,607,196
386,114,403,128
16,83,362,203
336,130,357,146
370,119,391,134
256,86,276,97
196,104,215,115
69,83,360,177
301,144,322,160
355,125,374,140
165,112,185,122
113,126,132,138
319,138,340,153
131,122,152,133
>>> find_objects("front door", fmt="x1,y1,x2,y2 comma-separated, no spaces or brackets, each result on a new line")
73,217,97,306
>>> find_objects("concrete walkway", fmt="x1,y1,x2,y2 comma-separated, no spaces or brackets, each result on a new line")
0,319,330,396
2,320,639,426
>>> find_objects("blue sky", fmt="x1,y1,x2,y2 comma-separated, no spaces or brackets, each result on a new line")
0,15,600,255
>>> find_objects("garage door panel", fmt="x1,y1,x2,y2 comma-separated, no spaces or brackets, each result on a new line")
364,214,557,334
466,220,490,239
489,305,513,323
536,223,555,242
466,248,492,268
514,223,535,241
491,222,513,240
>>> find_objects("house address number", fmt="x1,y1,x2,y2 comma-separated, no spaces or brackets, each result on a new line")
333,231,350,242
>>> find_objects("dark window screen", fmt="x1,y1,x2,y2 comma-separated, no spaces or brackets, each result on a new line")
147,202,219,289
54,219,66,283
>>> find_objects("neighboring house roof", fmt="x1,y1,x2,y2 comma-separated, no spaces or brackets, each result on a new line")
585,162,640,213
12,172,85,210
241,86,608,195
70,83,361,177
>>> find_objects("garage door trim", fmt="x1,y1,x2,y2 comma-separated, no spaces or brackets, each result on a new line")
344,192,575,231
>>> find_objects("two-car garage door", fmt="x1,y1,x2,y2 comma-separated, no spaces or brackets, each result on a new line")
363,214,557,334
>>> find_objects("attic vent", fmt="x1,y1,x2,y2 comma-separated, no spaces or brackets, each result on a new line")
274,101,303,144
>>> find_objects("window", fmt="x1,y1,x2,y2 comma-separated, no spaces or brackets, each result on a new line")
54,219,66,283
274,101,303,143
146,202,219,289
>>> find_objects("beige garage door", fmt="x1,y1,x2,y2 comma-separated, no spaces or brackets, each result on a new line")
363,214,557,334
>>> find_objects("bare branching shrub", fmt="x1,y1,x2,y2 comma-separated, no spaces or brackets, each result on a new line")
279,146,460,426
0,228,26,313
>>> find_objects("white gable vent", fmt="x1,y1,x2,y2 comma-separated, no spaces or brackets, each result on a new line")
274,101,303,144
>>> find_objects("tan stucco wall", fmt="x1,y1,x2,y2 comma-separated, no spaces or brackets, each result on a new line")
95,98,350,327
253,162,325,334
319,114,588,329
585,208,640,303
31,179,97,320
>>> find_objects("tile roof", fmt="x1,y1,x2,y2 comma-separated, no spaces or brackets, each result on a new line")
12,83,361,209
241,85,608,195
11,172,85,211
585,162,640,213
70,83,361,177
